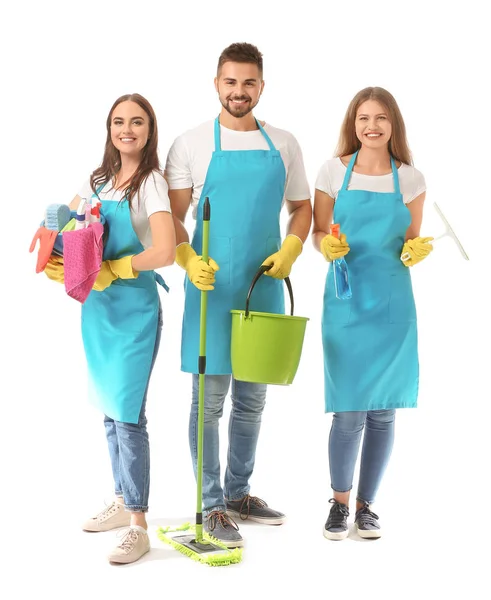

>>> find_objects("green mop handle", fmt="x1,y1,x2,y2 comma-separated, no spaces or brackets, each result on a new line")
196,196,210,543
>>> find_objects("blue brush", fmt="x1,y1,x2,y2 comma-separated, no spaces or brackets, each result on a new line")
45,204,72,231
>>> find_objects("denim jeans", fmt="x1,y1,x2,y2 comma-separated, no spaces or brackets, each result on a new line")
189,374,267,515
104,307,162,512
329,409,396,503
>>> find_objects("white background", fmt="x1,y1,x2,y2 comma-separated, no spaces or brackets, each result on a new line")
2,0,489,598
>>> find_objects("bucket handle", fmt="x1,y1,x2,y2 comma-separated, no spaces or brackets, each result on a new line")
245,265,294,318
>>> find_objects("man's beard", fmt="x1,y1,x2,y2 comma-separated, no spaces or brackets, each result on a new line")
220,95,256,118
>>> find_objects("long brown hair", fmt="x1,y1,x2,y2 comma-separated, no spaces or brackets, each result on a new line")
335,87,412,165
90,93,160,207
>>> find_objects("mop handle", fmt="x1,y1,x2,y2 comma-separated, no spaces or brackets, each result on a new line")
196,196,210,543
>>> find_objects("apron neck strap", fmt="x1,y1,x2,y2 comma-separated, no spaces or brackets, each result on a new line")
256,120,276,150
340,151,358,191
214,117,277,151
341,151,401,195
214,117,222,151
390,157,401,195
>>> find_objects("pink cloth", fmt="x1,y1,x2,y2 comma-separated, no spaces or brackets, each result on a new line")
62,223,104,303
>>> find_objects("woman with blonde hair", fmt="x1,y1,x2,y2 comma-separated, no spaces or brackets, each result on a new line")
313,87,432,540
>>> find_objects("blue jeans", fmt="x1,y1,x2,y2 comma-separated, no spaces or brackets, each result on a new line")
189,374,267,515
329,410,396,504
104,307,162,512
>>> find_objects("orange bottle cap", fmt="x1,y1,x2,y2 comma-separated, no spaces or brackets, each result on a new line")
330,223,340,238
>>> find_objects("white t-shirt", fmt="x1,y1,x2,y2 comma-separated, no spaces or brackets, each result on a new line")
165,119,311,219
315,158,426,204
78,171,171,249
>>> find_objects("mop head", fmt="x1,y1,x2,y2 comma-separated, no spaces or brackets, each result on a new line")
157,523,242,566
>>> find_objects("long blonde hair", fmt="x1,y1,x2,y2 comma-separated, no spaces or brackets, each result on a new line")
335,87,412,165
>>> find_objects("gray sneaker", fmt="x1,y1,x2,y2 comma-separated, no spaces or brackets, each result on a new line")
226,495,286,525
355,502,382,539
323,498,349,540
204,510,244,548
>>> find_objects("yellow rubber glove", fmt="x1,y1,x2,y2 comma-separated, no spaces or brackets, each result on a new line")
400,237,434,267
93,255,138,292
320,233,350,262
175,242,220,291
108,255,139,279
44,255,65,284
92,262,118,292
262,234,303,279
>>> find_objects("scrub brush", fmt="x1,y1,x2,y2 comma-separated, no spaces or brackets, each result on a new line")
45,204,72,231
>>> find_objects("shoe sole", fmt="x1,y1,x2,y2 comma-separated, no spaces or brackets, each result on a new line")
205,533,245,548
108,546,150,564
323,527,349,541
226,510,286,525
356,525,382,539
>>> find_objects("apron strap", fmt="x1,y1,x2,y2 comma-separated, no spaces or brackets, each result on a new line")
340,151,358,191
341,151,401,194
390,157,401,195
214,117,222,151
155,272,169,292
256,120,276,150
92,182,106,196
214,117,277,151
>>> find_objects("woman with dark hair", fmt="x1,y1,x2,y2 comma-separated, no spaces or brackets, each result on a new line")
45,93,176,563
313,87,433,540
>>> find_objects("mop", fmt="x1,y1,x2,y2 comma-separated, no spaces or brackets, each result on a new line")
157,197,242,566
401,202,469,263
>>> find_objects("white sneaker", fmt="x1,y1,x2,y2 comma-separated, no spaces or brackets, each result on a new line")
83,500,131,532
108,526,150,564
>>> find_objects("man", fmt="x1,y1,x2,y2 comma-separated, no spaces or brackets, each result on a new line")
165,42,312,548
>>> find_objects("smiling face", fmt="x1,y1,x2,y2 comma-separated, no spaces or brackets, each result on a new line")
110,101,150,158
355,99,392,149
215,61,264,118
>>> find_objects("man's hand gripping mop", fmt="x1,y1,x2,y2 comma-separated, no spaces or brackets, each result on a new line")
157,197,242,567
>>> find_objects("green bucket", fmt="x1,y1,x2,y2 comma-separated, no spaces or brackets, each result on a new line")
230,266,309,385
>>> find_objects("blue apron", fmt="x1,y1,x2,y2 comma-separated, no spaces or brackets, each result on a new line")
181,117,286,374
81,187,167,424
322,152,418,412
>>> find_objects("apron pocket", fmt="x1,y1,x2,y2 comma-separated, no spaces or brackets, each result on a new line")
389,274,416,323
209,236,230,286
104,285,146,335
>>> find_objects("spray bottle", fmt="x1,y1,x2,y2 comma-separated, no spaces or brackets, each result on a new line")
90,197,102,223
330,223,352,300
74,198,87,230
